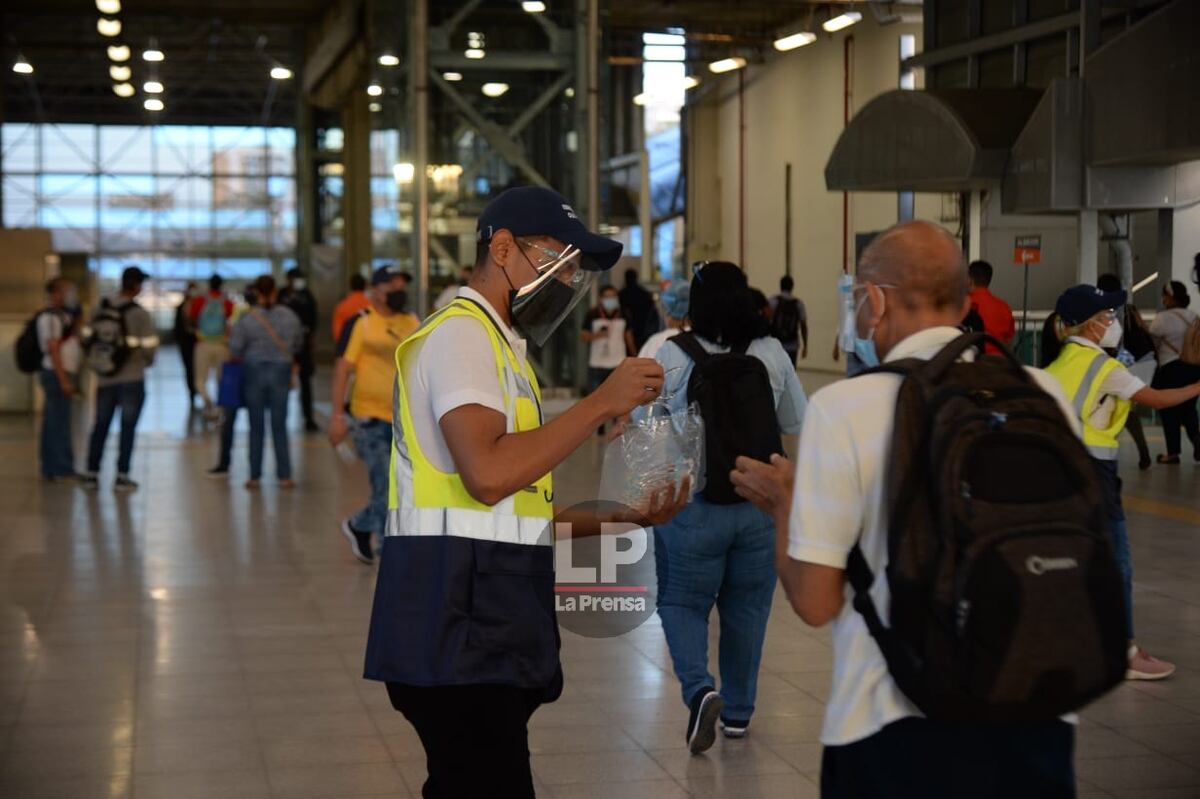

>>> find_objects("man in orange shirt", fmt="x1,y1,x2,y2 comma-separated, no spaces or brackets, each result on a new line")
968,260,1015,354
331,273,372,343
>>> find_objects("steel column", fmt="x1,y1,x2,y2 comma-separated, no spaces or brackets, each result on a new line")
410,0,430,318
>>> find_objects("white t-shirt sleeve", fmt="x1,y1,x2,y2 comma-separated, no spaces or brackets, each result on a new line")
1097,365,1145,400
418,316,506,421
787,397,863,569
36,311,63,350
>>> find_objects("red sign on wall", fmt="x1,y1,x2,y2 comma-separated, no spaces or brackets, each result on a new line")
1014,235,1042,264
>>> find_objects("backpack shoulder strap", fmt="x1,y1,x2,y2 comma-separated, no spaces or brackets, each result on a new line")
669,331,710,364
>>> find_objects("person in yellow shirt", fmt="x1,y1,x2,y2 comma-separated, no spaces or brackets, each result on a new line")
329,266,419,563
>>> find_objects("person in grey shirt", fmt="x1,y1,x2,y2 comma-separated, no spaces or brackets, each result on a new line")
83,266,159,492
229,274,302,489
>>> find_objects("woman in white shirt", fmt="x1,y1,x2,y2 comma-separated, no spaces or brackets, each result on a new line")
1149,280,1200,463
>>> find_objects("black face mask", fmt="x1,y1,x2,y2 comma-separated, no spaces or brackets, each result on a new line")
385,289,408,312
503,246,582,346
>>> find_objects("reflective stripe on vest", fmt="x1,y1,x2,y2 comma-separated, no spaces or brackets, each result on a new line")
386,298,554,544
1045,342,1129,461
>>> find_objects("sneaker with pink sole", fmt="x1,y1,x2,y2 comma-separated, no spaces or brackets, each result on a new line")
1126,645,1176,681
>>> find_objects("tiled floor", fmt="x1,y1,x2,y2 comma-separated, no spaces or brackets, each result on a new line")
2,351,1199,798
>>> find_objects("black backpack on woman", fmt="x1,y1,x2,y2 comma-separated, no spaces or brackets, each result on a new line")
668,332,783,504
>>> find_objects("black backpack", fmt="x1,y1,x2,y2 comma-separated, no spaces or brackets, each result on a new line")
669,332,783,504
84,299,132,377
770,297,801,345
847,332,1127,724
14,310,49,373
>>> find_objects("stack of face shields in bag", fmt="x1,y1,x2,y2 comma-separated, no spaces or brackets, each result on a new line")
598,401,704,511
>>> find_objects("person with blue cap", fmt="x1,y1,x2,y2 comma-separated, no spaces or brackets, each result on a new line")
637,280,691,359
363,186,688,798
1045,283,1200,682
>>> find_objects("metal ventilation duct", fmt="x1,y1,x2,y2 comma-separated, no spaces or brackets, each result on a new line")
1002,79,1083,214
824,89,1042,192
1086,0,1200,167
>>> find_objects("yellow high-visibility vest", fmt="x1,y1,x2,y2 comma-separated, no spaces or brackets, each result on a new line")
1045,342,1129,461
386,297,554,544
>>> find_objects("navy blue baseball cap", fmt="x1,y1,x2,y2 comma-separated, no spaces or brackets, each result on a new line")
371,265,403,286
476,186,623,271
1054,284,1127,326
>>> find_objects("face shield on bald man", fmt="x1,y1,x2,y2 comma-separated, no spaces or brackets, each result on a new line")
476,186,622,346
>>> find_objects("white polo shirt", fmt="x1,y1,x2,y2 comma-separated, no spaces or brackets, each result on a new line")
786,326,1081,746
405,287,526,473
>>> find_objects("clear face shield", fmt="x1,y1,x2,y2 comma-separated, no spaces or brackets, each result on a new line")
510,238,597,347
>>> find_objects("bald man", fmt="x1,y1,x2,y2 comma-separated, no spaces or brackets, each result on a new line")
729,221,1080,798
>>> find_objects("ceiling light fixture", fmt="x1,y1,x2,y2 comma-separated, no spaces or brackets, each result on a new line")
109,64,131,81
270,66,293,80
369,102,382,112
443,71,463,81
97,18,122,37
95,0,121,13
367,83,383,96
144,98,164,111
481,82,509,98
393,162,415,184
632,92,648,106
112,82,134,97
143,80,163,93
12,54,33,75
522,1,547,12
378,53,400,67
681,75,700,90
708,56,746,74
822,11,862,32
464,48,485,59
565,86,575,97
107,44,131,62
774,31,817,51
143,40,164,62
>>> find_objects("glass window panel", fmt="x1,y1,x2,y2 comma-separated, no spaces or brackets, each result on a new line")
2,123,38,172
41,124,95,172
266,128,295,175
212,127,266,174
38,175,97,247
155,126,213,174
370,129,399,175
100,126,153,173
214,257,271,279
2,175,37,226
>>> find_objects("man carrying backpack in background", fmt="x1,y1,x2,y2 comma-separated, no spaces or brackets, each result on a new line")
17,278,81,481
188,273,234,422
769,275,807,364
83,266,158,492
730,221,1127,797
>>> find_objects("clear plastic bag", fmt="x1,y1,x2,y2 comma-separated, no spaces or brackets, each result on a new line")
598,401,705,509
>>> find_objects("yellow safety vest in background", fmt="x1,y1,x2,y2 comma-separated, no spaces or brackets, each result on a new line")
386,297,554,542
1045,342,1130,461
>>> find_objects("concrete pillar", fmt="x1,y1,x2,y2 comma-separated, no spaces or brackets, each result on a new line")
294,73,315,276
1157,208,1173,289
1169,202,1200,287
1077,209,1099,285
967,191,983,262
341,91,373,285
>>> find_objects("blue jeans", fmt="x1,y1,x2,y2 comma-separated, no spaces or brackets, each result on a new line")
244,361,292,480
86,380,145,475
39,370,75,477
351,417,392,535
654,497,777,723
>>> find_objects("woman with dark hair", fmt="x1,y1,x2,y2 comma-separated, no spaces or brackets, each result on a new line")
228,275,303,488
1149,280,1200,463
633,261,807,753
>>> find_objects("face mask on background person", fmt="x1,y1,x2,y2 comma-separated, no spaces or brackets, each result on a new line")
385,289,408,313
293,278,307,291
601,296,619,314
1099,318,1122,349
64,287,79,308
